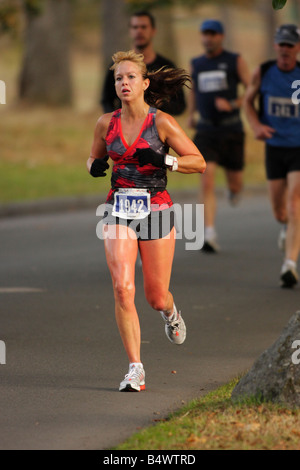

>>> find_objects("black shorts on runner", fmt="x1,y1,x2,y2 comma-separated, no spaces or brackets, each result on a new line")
265,145,300,180
194,130,245,171
103,205,176,241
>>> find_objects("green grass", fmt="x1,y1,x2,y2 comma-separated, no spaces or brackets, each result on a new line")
0,161,109,203
113,377,300,450
0,149,266,204
0,160,203,204
0,105,267,205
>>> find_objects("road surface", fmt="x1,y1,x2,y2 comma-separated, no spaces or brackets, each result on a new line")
0,190,299,449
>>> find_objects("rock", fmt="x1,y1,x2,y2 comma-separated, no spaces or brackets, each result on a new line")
232,311,300,407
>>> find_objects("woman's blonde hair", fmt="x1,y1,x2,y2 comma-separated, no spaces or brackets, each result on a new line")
110,50,191,108
110,50,147,77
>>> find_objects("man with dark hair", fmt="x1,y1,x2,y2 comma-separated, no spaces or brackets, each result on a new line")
101,11,186,115
244,24,300,288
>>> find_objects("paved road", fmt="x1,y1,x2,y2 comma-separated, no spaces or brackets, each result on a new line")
0,190,299,450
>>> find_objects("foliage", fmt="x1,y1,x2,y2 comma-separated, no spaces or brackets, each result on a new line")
272,0,287,10
0,0,20,33
24,0,44,15
125,0,288,13
0,0,43,34
0,0,290,34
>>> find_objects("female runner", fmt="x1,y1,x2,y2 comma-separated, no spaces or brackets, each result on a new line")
87,50,206,391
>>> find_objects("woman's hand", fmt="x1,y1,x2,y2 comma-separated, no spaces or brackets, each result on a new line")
134,148,165,168
90,156,110,177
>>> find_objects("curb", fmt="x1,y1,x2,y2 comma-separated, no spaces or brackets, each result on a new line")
0,185,268,219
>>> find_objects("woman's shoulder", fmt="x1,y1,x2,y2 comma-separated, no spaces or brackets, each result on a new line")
94,111,115,132
154,109,181,142
155,109,178,129
97,111,116,125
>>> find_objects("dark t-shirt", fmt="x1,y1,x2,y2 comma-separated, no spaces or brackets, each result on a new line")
101,53,186,116
191,50,242,131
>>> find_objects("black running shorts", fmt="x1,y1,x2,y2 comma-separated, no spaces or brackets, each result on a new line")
265,145,300,180
194,130,245,171
103,205,176,241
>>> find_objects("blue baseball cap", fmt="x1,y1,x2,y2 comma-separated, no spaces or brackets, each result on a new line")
200,19,224,34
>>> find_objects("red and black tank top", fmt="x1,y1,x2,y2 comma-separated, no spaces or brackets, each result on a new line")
105,107,173,209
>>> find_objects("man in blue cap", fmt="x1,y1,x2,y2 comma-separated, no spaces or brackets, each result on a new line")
187,19,250,253
244,24,300,288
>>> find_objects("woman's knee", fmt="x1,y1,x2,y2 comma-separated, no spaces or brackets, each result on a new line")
113,280,135,307
145,290,169,311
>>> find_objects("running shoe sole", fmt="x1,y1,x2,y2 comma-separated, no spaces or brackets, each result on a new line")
280,270,298,288
119,382,146,392
202,241,220,253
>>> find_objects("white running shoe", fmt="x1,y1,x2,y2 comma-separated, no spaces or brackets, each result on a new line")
280,261,298,288
161,311,186,345
119,364,146,392
278,226,287,252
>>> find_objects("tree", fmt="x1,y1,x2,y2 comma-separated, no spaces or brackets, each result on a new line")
100,0,130,70
19,0,73,105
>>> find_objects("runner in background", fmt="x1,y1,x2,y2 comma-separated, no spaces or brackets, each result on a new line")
101,10,186,116
244,24,300,288
187,19,250,253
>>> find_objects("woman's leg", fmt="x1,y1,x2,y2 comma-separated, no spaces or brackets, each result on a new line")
139,227,176,314
103,224,141,363
139,227,186,344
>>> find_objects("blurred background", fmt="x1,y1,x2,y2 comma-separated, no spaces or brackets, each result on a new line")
0,0,299,204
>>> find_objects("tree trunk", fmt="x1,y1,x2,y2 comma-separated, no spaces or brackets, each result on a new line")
258,0,278,59
100,0,130,70
19,0,72,105
152,7,178,64
289,0,300,22
219,3,234,50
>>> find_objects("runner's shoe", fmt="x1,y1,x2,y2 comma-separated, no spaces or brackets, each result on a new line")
119,364,145,392
278,226,287,252
280,261,298,288
202,227,220,253
226,189,241,207
161,310,186,345
202,237,220,253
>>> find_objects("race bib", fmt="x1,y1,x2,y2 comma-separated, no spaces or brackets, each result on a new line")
112,188,150,220
197,70,228,93
268,96,299,118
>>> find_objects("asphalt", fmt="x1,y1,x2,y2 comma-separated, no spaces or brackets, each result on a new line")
0,187,299,450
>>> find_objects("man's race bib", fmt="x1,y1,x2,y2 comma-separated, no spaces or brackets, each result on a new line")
197,70,228,93
112,188,150,220
268,96,299,118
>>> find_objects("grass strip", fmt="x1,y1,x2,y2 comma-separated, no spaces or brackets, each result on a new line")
113,377,300,450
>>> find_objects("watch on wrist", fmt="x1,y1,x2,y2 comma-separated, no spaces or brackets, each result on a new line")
164,154,178,172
